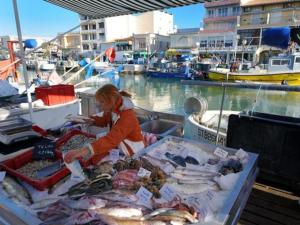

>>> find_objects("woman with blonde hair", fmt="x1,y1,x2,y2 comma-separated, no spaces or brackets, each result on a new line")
64,84,145,164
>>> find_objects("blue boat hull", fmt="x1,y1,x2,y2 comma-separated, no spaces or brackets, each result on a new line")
146,71,188,79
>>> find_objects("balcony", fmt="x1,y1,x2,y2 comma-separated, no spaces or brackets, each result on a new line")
204,15,238,23
205,0,240,8
239,11,300,28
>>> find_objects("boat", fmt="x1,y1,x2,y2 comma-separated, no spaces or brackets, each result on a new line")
187,110,240,146
146,60,191,79
38,60,56,71
56,59,79,72
209,52,300,85
123,63,145,74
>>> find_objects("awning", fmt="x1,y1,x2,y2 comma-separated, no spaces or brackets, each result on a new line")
45,0,204,18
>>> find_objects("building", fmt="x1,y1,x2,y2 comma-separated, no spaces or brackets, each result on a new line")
170,28,200,50
238,0,300,63
196,0,241,62
57,32,81,53
133,33,170,53
79,11,174,52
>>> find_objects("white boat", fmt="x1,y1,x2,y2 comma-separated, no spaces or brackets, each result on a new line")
38,60,56,71
187,110,239,146
123,64,145,73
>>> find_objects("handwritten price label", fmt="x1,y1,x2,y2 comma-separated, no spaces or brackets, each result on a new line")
109,149,119,163
162,163,175,174
160,184,176,201
137,167,151,178
214,147,228,159
136,186,153,207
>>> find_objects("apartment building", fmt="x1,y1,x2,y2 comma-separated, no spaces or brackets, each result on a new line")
238,0,300,62
57,32,81,53
198,0,241,62
79,11,174,52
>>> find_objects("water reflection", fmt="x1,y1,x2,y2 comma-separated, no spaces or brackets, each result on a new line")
25,70,300,117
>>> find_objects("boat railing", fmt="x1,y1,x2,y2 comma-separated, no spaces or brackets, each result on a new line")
181,79,300,144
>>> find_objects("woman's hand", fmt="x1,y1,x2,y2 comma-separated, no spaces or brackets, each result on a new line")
64,147,89,163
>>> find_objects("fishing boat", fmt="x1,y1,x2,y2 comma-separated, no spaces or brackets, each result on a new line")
209,52,300,85
146,61,191,79
38,60,56,71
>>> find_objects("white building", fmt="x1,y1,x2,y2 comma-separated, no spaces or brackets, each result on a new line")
133,33,170,53
170,28,200,50
79,11,174,52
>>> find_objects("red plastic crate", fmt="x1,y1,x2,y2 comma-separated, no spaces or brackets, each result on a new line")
35,85,75,106
0,149,70,191
56,129,106,167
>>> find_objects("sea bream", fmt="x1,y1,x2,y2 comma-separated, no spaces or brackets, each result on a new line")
2,175,32,205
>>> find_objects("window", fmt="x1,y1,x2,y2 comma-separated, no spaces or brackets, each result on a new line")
218,8,228,17
208,10,214,18
82,44,89,50
93,43,97,50
82,34,88,40
81,25,88,30
272,59,290,66
281,59,290,65
89,24,96,30
296,57,300,63
99,22,104,29
225,40,233,47
200,40,207,47
139,42,146,49
90,33,96,40
272,60,281,65
208,40,215,47
232,6,240,16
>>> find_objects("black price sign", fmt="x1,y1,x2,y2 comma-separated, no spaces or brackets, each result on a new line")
33,139,56,160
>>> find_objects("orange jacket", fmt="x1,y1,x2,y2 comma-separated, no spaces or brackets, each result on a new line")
89,97,144,159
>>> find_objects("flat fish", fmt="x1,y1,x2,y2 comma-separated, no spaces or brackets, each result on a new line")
2,175,32,205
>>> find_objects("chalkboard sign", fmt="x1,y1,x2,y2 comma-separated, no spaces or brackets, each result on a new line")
33,139,56,160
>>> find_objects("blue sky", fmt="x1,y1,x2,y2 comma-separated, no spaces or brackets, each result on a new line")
0,0,204,38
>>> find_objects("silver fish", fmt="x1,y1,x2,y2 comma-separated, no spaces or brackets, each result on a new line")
144,208,198,223
94,190,139,203
92,207,143,219
61,197,107,210
30,198,61,210
2,175,32,205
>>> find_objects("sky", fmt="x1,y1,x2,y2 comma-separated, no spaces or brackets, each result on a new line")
0,0,205,38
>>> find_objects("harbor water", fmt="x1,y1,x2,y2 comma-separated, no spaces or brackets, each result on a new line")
25,70,300,118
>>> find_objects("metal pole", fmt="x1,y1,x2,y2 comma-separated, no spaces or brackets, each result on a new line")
216,85,226,145
12,0,33,121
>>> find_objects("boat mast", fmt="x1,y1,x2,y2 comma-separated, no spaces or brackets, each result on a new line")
12,0,33,121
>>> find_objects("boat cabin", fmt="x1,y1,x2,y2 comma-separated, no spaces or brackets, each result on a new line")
268,52,300,72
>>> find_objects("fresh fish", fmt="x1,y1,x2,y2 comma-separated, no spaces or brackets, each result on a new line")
169,183,219,196
95,190,139,203
174,168,220,176
61,197,107,210
2,175,32,205
165,153,186,167
92,207,143,219
30,198,60,210
144,208,198,223
185,156,199,165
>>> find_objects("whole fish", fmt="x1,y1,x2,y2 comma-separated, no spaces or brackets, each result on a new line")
30,198,60,210
60,197,107,210
92,207,143,219
144,208,198,223
2,175,32,205
94,190,139,203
